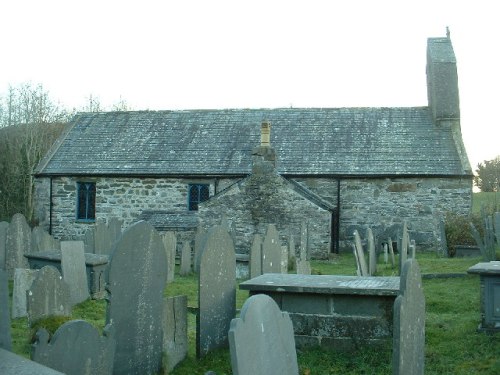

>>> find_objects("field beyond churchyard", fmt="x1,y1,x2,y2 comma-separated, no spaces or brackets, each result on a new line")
9,250,500,375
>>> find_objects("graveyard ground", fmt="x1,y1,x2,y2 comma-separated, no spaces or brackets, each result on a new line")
8,250,500,375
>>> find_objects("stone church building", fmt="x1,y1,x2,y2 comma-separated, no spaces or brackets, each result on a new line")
33,35,472,258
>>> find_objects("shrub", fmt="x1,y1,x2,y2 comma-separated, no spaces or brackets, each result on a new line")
444,212,483,257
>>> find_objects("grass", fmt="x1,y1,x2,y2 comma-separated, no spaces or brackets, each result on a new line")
8,252,500,374
472,191,500,214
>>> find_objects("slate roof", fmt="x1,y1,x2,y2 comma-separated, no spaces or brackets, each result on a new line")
35,107,471,177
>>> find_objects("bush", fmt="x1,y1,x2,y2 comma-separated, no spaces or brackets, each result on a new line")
444,212,483,257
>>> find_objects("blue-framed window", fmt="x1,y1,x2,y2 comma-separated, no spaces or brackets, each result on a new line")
188,184,209,211
76,182,96,221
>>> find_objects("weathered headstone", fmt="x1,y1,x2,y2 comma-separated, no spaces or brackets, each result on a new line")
27,266,71,324
399,222,409,273
180,241,192,276
352,244,361,276
83,227,95,254
32,320,115,375
5,213,31,278
0,269,12,350
388,237,396,268
280,245,288,274
12,268,39,319
197,225,236,358
367,227,377,276
393,259,425,375
194,226,207,273
250,234,263,279
95,218,123,255
0,221,10,270
300,221,308,261
229,294,299,375
410,239,416,259
106,221,167,375
162,295,188,372
353,230,368,276
438,219,448,257
31,226,60,253
61,241,89,305
383,243,389,264
295,259,311,275
262,224,281,274
162,231,177,283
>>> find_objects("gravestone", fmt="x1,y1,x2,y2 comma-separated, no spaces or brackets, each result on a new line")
367,227,377,276
383,243,389,264
229,294,299,375
5,213,31,278
399,222,409,273
27,266,71,324
388,237,396,268
95,218,123,255
353,230,368,276
288,235,296,264
393,259,425,375
410,239,416,259
250,234,263,279
495,212,500,246
352,244,361,276
194,227,207,273
197,225,236,358
61,241,89,305
300,221,308,261
0,269,12,350
162,231,177,283
1,348,65,375
0,221,9,270
32,320,115,375
106,221,167,375
439,219,448,257
262,224,281,274
295,259,311,275
12,268,39,318
162,295,188,372
280,245,288,274
180,241,192,276
31,226,60,253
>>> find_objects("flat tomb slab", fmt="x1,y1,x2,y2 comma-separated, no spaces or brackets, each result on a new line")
239,274,400,296
467,261,500,275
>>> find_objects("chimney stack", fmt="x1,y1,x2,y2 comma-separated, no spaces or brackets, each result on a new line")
252,121,276,173
261,121,271,147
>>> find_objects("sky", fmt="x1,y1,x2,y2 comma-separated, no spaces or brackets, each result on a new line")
0,0,499,172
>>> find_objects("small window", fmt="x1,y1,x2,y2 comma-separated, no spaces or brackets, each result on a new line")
188,184,210,211
76,182,96,221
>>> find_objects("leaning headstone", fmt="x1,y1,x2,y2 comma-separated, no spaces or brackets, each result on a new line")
229,294,299,375
180,241,192,276
32,320,115,375
162,295,188,372
262,224,281,274
280,245,288,274
393,259,425,375
194,226,207,273
27,266,71,324
61,241,89,305
0,221,10,270
0,269,12,350
367,227,377,276
12,268,39,318
352,244,362,276
31,226,60,253
197,225,236,358
162,231,177,283
353,230,368,276
250,234,263,279
106,221,167,375
388,237,396,268
5,213,31,278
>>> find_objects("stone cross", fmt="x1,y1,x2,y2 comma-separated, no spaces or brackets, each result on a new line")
0,269,11,350
262,224,281,274
180,241,192,276
27,266,72,324
229,294,299,375
31,320,115,375
393,259,425,375
12,268,39,318
105,221,167,375
162,295,188,372
5,213,31,278
197,225,236,358
162,231,177,283
250,234,263,279
61,241,89,305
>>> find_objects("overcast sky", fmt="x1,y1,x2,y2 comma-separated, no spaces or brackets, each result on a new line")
0,1,498,172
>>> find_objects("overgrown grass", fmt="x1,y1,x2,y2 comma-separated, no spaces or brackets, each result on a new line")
9,252,500,374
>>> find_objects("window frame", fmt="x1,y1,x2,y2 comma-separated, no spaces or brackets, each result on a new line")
76,181,96,222
188,183,210,211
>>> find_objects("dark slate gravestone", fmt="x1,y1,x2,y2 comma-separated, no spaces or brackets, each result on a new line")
1,348,65,375
180,241,192,276
367,227,377,276
262,224,281,274
32,320,115,375
194,226,208,273
0,269,12,350
0,221,9,270
197,225,236,358
163,295,188,372
162,231,177,283
393,259,425,375
106,221,167,375
12,268,39,318
5,213,31,278
61,241,89,305
249,234,263,279
27,266,71,324
229,294,299,375
95,218,123,256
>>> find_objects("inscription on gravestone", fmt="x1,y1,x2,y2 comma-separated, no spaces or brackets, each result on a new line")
106,221,167,375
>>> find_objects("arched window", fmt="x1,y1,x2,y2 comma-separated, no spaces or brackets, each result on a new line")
188,184,209,211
